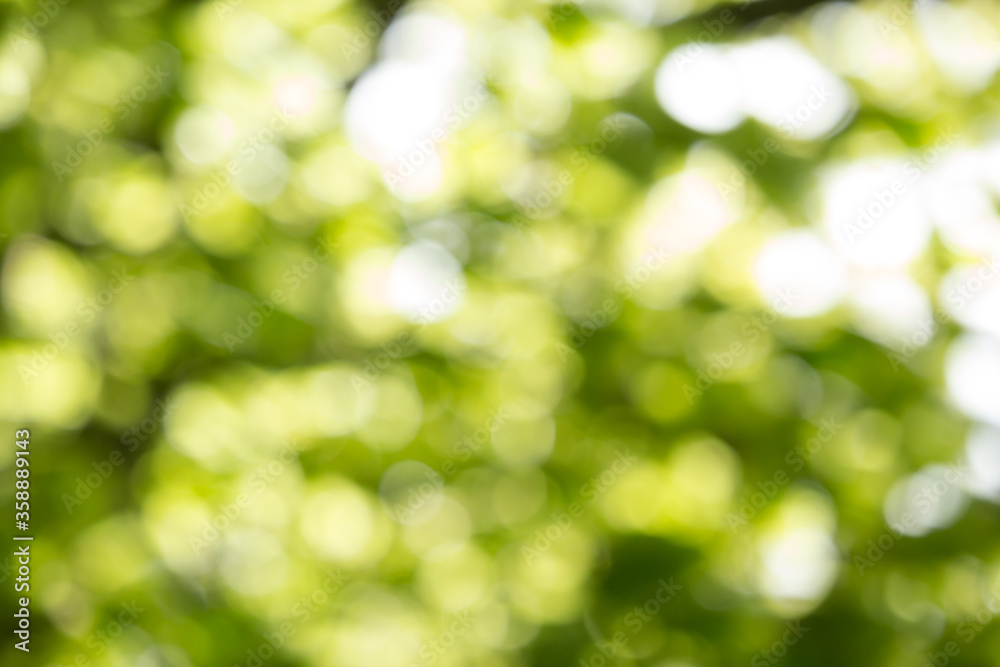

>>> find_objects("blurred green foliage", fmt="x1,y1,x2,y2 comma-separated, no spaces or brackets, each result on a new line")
2,0,1000,666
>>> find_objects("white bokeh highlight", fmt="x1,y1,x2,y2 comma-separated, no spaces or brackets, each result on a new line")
964,425,1000,502
883,464,968,537
850,273,933,347
821,159,932,268
385,241,465,324
654,45,745,134
655,37,854,140
753,231,848,318
946,333,1000,429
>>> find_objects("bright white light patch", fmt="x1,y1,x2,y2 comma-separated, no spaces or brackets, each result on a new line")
946,333,1000,428
813,3,921,94
850,274,932,348
821,160,932,268
917,1,1000,91
385,242,465,323
735,37,854,141
983,140,1000,199
654,45,745,134
759,527,839,602
883,464,968,537
273,74,321,117
938,259,1000,338
344,62,452,165
964,425,1000,501
380,11,468,75
642,171,734,255
753,231,848,318
924,149,1000,257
